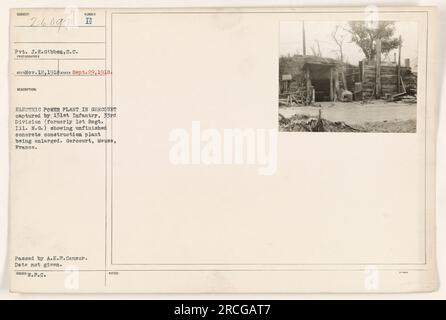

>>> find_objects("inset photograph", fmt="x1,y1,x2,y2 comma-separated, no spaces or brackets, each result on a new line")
279,21,418,132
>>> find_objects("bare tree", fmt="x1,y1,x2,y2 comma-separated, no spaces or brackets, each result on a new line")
331,24,348,91
331,24,347,62
310,40,322,57
310,46,317,56
316,40,322,57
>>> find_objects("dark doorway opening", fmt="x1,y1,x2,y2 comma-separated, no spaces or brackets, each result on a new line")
312,78,331,101
305,63,336,102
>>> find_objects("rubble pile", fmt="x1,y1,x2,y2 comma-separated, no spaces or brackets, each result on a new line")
279,114,361,132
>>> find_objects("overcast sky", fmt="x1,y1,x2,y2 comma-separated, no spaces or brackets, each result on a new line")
279,21,418,68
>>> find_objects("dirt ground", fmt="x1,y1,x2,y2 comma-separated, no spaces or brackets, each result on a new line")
278,100,417,133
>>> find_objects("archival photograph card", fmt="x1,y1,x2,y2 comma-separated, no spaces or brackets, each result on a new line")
9,7,438,293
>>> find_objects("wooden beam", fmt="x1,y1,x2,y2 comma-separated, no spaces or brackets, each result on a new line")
359,59,365,83
330,67,334,101
334,69,340,101
397,35,402,93
305,67,311,105
341,67,347,91
375,38,382,98
302,21,306,56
